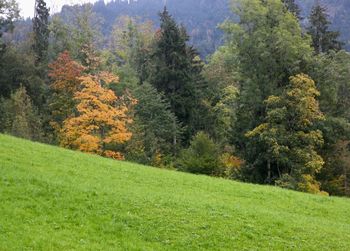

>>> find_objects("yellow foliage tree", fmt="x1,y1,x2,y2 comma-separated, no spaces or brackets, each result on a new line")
60,74,133,160
246,74,325,193
48,51,85,134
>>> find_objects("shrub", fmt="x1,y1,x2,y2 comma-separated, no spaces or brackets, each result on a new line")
177,132,222,175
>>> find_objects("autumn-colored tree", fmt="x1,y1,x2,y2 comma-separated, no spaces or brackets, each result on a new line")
48,51,85,135
246,74,325,194
60,74,133,160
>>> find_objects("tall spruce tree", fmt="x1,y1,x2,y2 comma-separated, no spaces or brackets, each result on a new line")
32,0,50,63
126,83,182,165
148,7,207,145
307,3,342,54
282,0,301,19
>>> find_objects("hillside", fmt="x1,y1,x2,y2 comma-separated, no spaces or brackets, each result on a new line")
0,134,350,250
9,0,350,57
60,0,349,56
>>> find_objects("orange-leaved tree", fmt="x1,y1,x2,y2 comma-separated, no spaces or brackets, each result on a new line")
60,73,134,160
48,51,85,135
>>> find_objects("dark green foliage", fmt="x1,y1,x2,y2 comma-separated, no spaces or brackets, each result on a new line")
32,0,50,63
0,86,42,141
317,119,350,196
47,16,74,62
246,74,325,193
126,83,182,165
177,132,222,175
310,50,350,196
109,16,153,84
224,0,313,183
0,46,46,106
148,8,208,143
282,0,301,19
307,3,343,54
202,46,239,144
149,7,191,113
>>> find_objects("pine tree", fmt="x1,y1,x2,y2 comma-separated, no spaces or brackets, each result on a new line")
32,0,50,63
110,16,153,83
307,3,343,54
73,4,102,71
127,83,182,164
282,0,301,19
149,7,207,144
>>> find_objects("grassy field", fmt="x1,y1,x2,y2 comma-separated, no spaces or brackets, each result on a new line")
0,134,350,250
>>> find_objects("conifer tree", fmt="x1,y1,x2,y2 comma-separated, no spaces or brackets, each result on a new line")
149,7,207,144
32,0,50,63
127,83,182,164
73,4,102,71
282,0,301,19
307,3,342,54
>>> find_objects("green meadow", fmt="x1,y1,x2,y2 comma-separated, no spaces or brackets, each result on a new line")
1,134,350,250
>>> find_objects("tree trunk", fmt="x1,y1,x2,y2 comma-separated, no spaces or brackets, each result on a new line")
173,118,177,155
267,158,271,183
345,165,349,196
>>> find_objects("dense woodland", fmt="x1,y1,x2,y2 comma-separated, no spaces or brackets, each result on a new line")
1,0,350,197
7,0,350,57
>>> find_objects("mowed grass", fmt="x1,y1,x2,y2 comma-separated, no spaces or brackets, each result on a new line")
0,134,350,250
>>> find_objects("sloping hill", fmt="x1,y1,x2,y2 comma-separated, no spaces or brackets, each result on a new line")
0,134,350,250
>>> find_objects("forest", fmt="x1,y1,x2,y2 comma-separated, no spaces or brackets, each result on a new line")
1,0,350,197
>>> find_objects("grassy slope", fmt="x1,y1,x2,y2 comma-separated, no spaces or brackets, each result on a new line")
0,134,350,250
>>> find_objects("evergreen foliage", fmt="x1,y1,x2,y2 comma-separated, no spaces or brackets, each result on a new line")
282,0,301,19
307,3,343,54
127,83,182,165
177,132,222,175
0,86,42,141
148,8,208,143
32,0,50,63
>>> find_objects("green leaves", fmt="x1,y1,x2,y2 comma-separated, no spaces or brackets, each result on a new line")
246,74,325,193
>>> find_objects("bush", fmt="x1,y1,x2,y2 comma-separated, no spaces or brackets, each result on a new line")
177,132,222,175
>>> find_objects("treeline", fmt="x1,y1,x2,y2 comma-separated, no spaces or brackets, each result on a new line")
0,0,349,197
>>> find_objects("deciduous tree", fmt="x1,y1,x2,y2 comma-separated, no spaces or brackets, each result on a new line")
246,74,325,193
223,0,313,183
61,74,133,160
48,51,85,135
